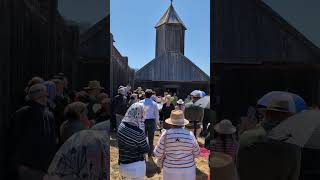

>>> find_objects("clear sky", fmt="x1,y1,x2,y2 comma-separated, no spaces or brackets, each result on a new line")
111,0,210,75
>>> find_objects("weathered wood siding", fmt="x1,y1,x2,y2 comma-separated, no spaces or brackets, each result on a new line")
79,16,111,94
212,0,320,63
211,0,320,122
136,52,209,81
156,25,185,57
0,0,79,178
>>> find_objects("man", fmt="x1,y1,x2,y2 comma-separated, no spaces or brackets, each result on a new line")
140,89,160,157
84,80,104,121
52,78,70,138
237,95,302,180
11,84,57,180
184,91,204,137
111,87,128,131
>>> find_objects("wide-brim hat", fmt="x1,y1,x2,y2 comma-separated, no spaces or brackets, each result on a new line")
84,80,104,90
266,94,294,113
177,99,184,105
165,110,189,126
214,119,236,134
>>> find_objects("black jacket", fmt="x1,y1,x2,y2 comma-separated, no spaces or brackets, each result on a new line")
11,101,57,172
111,94,128,116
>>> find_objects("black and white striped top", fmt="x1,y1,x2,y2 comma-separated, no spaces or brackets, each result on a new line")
117,122,149,164
154,128,200,168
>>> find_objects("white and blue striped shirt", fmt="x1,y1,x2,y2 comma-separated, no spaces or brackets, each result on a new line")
154,128,200,168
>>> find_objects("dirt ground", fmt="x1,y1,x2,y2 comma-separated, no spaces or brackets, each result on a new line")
110,130,209,180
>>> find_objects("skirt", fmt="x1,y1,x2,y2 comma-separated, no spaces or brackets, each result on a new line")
119,160,146,180
163,166,196,180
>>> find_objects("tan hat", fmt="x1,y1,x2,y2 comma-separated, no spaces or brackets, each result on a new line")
84,80,104,90
165,110,189,126
266,94,293,113
214,119,236,134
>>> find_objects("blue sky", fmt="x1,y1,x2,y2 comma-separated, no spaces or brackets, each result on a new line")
111,0,210,75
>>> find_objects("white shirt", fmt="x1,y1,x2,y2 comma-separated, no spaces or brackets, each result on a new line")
139,98,160,121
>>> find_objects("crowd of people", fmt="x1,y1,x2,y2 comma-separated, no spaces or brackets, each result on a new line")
8,74,111,180
6,73,320,180
115,87,206,180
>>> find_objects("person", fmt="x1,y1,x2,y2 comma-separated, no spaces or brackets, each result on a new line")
210,119,239,163
154,110,200,180
24,76,44,96
128,93,138,107
160,95,175,130
94,93,111,125
43,81,57,110
52,78,70,133
84,80,104,120
175,99,185,111
59,102,88,143
140,89,160,157
45,128,109,180
184,91,204,137
10,84,57,180
74,91,89,103
117,103,149,180
237,95,302,180
111,87,128,131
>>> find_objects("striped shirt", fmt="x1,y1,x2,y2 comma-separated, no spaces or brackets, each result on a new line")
210,137,239,162
154,128,200,168
117,122,149,164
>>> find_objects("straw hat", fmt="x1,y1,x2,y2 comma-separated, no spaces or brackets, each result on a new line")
177,99,184,105
165,110,189,126
214,119,236,134
84,80,104,90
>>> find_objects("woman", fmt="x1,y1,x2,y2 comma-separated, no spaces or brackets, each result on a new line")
59,102,89,143
154,110,200,180
128,93,138,107
210,119,239,163
160,95,175,129
117,103,149,180
175,99,185,111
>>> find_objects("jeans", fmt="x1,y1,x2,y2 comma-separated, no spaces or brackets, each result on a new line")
144,119,156,155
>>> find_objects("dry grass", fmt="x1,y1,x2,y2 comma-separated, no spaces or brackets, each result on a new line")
110,131,209,180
